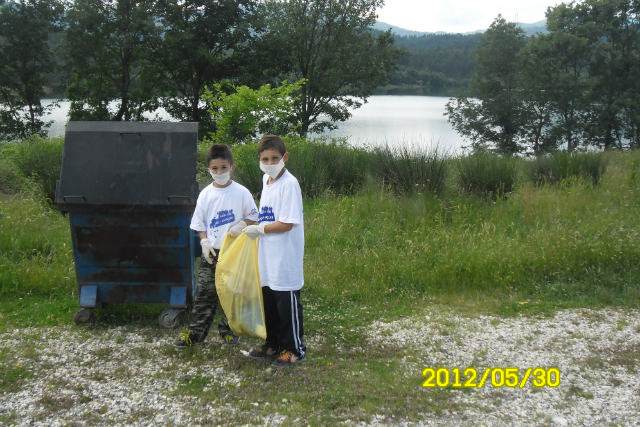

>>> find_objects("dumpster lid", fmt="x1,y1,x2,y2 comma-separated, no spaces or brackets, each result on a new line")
56,122,198,212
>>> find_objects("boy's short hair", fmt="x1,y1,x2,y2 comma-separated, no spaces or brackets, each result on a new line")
258,135,287,156
206,144,233,165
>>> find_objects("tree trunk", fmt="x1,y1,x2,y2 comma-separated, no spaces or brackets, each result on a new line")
192,69,202,123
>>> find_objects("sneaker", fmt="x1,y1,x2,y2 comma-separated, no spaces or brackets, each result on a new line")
223,335,240,345
272,350,305,367
172,330,201,349
248,344,278,359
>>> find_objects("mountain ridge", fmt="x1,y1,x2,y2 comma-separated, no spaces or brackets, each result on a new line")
374,19,548,37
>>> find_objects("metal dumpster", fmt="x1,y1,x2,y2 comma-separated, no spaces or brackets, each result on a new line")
55,122,200,328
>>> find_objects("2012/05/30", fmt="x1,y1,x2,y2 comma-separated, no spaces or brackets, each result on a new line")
422,367,561,389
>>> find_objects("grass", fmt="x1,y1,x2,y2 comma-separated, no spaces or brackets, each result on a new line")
304,151,640,314
1,137,640,422
1,149,639,333
2,149,640,327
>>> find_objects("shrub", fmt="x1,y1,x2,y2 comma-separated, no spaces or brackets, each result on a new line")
457,151,518,197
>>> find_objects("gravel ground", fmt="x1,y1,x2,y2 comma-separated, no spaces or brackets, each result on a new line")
365,308,640,427
1,308,639,426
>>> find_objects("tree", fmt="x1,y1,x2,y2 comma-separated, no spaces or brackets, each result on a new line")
62,0,163,121
202,79,305,145
261,0,403,135
0,0,63,139
524,4,592,152
445,16,527,154
156,0,257,138
517,41,556,154
577,0,640,149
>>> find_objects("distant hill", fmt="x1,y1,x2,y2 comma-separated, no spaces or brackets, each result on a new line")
374,19,548,37
375,19,548,90
373,21,445,37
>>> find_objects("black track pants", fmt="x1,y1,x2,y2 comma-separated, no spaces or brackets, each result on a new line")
262,287,306,357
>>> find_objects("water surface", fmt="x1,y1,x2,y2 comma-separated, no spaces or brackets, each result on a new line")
44,95,465,153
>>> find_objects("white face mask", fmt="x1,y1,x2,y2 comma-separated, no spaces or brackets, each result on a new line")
260,158,285,179
209,170,230,186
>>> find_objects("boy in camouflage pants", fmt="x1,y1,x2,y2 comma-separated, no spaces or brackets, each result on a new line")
172,144,258,348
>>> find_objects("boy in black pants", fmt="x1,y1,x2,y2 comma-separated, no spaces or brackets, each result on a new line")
244,135,306,366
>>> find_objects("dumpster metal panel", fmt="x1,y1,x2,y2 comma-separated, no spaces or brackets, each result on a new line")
56,122,198,213
69,211,195,306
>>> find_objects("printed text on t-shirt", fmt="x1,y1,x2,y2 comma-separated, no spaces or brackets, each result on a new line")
259,206,275,223
210,209,235,229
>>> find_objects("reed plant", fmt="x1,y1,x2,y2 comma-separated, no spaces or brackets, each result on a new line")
525,150,608,185
231,136,373,198
456,150,518,197
371,141,448,194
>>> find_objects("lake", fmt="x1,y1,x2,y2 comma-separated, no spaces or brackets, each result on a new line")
43,95,466,153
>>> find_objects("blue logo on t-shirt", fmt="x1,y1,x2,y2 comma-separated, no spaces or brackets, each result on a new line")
259,206,275,223
210,209,235,230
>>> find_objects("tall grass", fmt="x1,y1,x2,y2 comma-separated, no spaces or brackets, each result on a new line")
230,137,448,198
0,157,26,194
304,150,640,310
230,136,373,198
0,136,64,202
457,151,518,197
0,195,75,299
525,150,608,185
2,147,640,316
371,142,448,194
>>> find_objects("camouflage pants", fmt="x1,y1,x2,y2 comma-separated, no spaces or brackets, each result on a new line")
187,255,234,341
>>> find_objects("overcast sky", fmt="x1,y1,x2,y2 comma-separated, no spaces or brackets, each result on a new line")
376,0,562,33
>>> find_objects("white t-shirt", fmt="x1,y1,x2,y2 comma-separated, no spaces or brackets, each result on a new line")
258,170,304,291
190,181,258,249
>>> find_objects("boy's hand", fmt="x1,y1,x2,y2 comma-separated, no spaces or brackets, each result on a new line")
244,224,266,239
200,238,215,264
228,220,248,237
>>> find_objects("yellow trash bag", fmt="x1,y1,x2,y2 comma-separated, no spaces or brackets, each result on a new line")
215,233,266,339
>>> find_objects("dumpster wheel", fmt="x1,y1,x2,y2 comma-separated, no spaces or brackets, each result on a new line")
73,308,95,325
158,309,184,329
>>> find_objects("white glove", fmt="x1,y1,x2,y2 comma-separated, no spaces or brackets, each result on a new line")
200,238,215,264
244,223,266,240
228,220,248,237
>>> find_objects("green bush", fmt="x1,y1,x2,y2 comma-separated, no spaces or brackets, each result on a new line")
372,142,448,194
525,151,608,185
7,136,64,202
457,151,518,197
